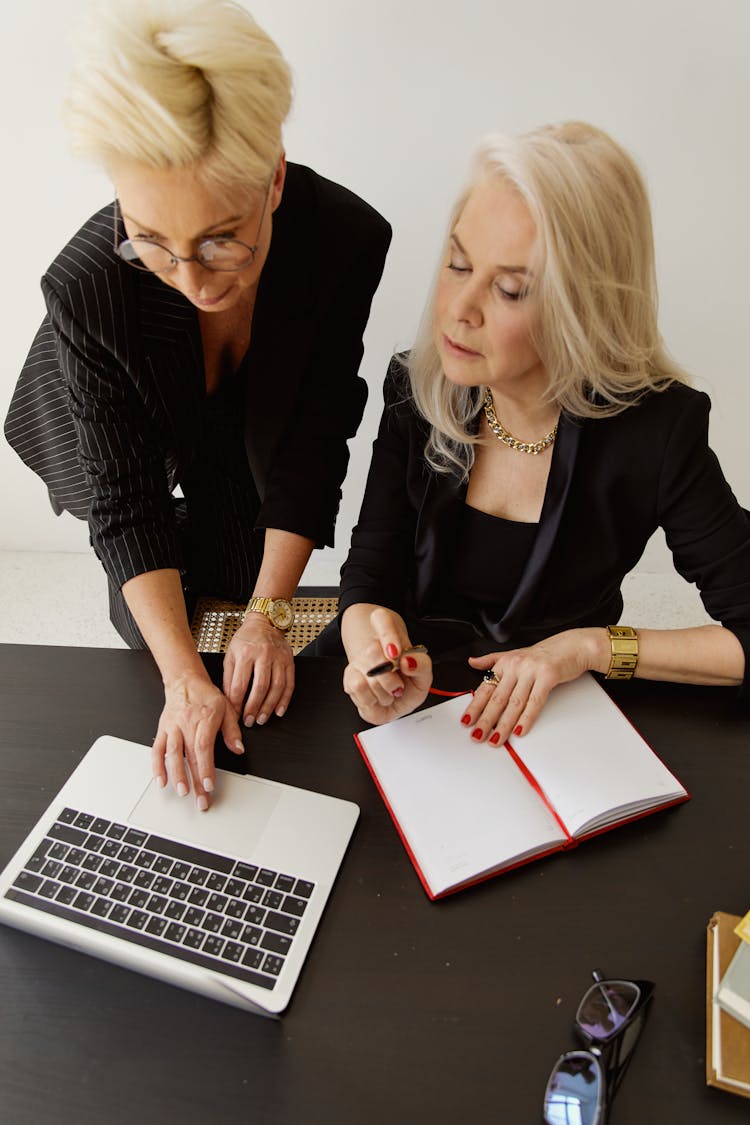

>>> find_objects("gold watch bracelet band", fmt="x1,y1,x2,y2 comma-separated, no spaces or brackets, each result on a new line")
605,625,639,680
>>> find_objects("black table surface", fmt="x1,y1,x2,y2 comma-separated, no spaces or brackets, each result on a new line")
1,643,749,1124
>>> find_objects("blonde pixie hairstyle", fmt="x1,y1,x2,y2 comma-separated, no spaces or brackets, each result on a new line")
64,0,292,193
409,121,689,477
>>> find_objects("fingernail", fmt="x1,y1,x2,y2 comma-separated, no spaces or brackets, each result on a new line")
514,725,523,736
234,740,244,753
276,706,285,718
156,776,166,788
202,777,214,793
256,713,268,726
460,714,472,726
405,656,417,670
176,782,188,797
471,728,483,741
244,716,254,728
392,687,404,698
386,643,399,660
489,732,501,745
197,795,209,812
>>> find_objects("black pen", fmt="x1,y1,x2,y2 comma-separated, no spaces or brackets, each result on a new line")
366,645,428,677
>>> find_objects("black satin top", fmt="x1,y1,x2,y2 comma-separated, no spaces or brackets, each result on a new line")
447,504,538,622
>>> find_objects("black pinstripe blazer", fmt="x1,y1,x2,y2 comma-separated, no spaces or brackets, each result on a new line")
339,358,750,690
5,163,391,591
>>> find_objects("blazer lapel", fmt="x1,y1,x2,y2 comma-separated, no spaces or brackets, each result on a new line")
481,410,583,641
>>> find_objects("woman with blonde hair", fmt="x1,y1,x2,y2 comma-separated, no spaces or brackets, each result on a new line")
338,122,750,737
5,0,390,806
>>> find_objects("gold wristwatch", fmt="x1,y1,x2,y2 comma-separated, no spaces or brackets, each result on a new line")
245,596,294,631
605,625,639,680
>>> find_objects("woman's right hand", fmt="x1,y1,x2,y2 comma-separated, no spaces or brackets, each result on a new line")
151,671,245,811
342,606,433,725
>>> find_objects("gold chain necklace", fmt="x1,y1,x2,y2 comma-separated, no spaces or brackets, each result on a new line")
482,390,558,455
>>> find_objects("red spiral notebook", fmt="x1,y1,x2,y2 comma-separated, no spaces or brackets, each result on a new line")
355,673,689,900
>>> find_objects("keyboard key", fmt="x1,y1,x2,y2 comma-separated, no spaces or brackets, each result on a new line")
144,834,233,875
75,871,96,890
146,916,168,937
67,848,86,867
282,895,308,918
100,840,121,858
188,888,209,907
129,910,147,930
48,822,87,847
169,881,191,901
203,912,223,933
100,859,120,878
48,842,70,862
242,948,264,970
275,874,295,893
183,929,205,950
12,871,42,894
171,862,191,881
234,863,258,882
261,954,284,977
41,861,62,880
106,823,128,840
244,905,266,927
183,907,205,927
59,865,78,884
188,868,209,886
256,868,277,887
124,828,148,847
74,813,94,830
73,891,95,911
84,834,106,853
294,879,315,899
225,878,245,898
262,890,283,910
91,897,113,918
261,930,292,956
222,942,243,963
118,846,138,864
134,871,155,890
109,904,130,924
82,854,104,872
59,808,78,824
56,885,78,905
206,873,227,892
39,880,61,899
152,856,173,875
203,935,224,958
165,923,187,943
221,918,242,940
92,877,114,897
129,889,149,909
225,899,247,920
25,843,52,871
111,883,131,902
264,911,299,937
206,893,227,913
152,876,173,895
146,894,168,914
240,925,262,947
165,901,186,921
242,884,264,904
135,851,156,869
91,818,111,835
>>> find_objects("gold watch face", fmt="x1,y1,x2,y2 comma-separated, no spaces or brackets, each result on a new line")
269,599,294,630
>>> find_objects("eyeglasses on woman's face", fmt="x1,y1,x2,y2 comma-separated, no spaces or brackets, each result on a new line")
113,179,272,275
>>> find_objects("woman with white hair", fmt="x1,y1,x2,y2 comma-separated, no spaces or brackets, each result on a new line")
5,0,390,806
338,121,750,737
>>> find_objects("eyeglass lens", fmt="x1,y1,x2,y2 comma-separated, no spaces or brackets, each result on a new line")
577,981,639,1041
544,1050,604,1125
118,238,254,272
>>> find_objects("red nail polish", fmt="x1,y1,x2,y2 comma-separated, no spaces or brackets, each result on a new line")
514,725,523,736
386,643,399,660
489,732,500,745
461,714,472,726
471,728,483,741
405,656,417,670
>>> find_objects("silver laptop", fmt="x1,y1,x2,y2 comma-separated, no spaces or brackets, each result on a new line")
0,735,358,1016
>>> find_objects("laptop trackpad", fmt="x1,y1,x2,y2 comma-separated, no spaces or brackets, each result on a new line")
129,771,281,859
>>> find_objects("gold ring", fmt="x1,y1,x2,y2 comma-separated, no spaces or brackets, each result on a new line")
482,671,501,687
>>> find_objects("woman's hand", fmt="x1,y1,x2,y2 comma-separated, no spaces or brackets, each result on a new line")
463,628,608,744
223,614,295,727
151,671,245,810
342,607,433,725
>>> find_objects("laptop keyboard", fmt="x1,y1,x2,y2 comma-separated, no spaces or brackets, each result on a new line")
4,807,315,991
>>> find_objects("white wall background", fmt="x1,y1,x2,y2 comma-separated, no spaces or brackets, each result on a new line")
2,0,749,582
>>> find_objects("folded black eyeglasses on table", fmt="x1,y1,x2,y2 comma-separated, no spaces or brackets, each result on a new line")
543,970,655,1125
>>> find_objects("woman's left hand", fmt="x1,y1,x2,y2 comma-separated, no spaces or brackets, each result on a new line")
223,615,295,727
463,628,607,744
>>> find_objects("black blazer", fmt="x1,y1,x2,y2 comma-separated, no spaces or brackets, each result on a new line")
5,163,391,591
339,358,750,688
